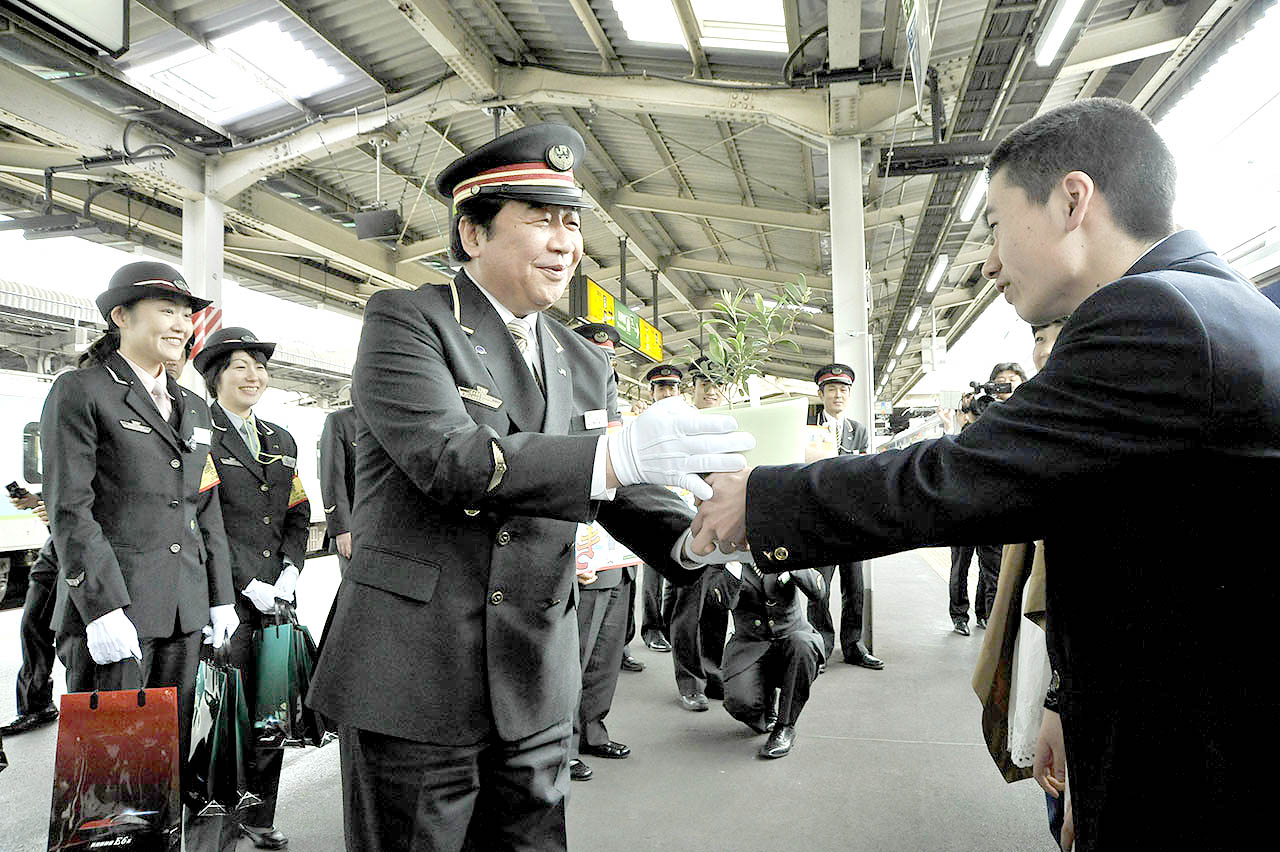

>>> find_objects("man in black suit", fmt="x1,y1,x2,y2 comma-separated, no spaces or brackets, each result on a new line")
804,363,881,669
307,124,751,852
692,98,1280,851
320,406,359,575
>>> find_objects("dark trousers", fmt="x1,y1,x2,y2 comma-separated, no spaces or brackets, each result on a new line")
339,720,571,852
57,628,202,777
640,564,668,644
15,570,57,715
723,634,822,730
573,579,628,755
670,569,725,697
221,610,286,828
949,544,1003,622
808,562,866,662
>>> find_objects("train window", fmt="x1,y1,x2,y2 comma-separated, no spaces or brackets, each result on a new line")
23,422,41,484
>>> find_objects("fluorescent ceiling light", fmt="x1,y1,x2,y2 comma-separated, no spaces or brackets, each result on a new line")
123,21,342,124
906,306,924,332
958,174,987,222
609,1,787,53
894,338,908,356
923,253,950,293
1034,0,1089,67
886,358,897,374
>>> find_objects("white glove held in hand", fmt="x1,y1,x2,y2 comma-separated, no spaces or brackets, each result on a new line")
243,579,279,614
608,397,754,500
273,565,300,603
85,608,142,665
205,604,239,648
678,529,752,567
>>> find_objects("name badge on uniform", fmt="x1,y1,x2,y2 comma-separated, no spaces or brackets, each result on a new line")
220,456,245,467
583,409,609,430
191,427,211,446
119,419,153,434
282,455,297,469
459,385,503,409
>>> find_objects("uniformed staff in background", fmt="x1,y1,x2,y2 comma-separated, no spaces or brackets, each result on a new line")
195,327,310,851
638,364,682,654
307,124,750,852
320,405,359,575
708,563,825,759
668,357,729,711
40,261,236,768
805,364,882,670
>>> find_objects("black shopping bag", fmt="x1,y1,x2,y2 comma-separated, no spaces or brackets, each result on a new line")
47,666,181,852
185,654,261,816
253,603,332,748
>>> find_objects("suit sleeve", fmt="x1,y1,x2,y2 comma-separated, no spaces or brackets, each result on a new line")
282,432,311,570
746,278,1213,568
790,568,825,604
40,374,131,623
352,291,598,521
707,566,743,610
197,453,233,608
319,414,351,537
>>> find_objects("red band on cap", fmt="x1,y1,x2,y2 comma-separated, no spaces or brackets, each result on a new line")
817,372,852,385
453,162,577,206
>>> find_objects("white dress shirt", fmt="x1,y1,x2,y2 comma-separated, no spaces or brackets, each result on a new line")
121,354,171,421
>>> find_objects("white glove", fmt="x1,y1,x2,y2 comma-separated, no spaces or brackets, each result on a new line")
204,604,239,648
678,529,751,568
85,608,142,665
608,397,754,500
242,579,279,614
273,564,300,603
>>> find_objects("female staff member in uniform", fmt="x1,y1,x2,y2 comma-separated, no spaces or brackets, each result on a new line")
194,327,310,851
41,261,237,769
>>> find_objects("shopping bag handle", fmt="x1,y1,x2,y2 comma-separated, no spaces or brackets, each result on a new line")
90,656,146,709
269,601,298,627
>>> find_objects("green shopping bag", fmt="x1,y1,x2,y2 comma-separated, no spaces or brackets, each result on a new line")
251,607,303,748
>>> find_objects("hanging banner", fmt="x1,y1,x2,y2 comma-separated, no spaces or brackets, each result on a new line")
902,0,934,115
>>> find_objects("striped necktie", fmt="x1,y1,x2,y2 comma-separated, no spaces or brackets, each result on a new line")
507,320,544,394
239,416,261,460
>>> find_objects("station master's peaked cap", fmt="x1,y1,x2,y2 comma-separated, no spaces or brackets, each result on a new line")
96,260,213,321
572,322,620,350
815,363,855,387
644,364,683,385
192,326,277,374
436,124,589,212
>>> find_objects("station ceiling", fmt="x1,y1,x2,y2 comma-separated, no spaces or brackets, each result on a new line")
0,0,1258,394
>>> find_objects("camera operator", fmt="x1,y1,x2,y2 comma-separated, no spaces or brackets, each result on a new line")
949,362,1027,635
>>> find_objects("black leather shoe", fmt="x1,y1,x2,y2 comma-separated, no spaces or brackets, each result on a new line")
0,706,59,736
580,740,630,759
240,825,288,850
620,654,645,673
976,617,988,629
953,620,971,636
758,725,795,759
645,635,672,652
705,681,724,700
569,758,593,781
679,692,709,712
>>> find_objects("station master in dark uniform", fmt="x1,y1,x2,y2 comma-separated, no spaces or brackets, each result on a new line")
319,405,359,574
306,124,752,852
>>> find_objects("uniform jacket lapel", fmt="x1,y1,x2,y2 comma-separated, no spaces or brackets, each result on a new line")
456,274,545,432
258,418,293,489
536,318,572,435
211,402,266,482
108,353,181,454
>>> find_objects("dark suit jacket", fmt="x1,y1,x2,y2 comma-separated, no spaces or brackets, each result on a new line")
309,272,698,744
40,353,232,639
746,231,1280,847
807,411,869,455
208,402,310,623
319,406,358,540
709,567,824,680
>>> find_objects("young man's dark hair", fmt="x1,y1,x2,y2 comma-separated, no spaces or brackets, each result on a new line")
449,196,507,262
987,98,1176,241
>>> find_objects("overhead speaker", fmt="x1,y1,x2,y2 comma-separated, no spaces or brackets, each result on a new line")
354,208,402,240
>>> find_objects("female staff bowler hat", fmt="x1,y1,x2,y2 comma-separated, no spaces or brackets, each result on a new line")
95,261,213,321
191,327,277,374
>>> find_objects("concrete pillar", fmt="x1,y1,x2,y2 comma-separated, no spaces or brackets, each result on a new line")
828,131,873,439
182,195,225,308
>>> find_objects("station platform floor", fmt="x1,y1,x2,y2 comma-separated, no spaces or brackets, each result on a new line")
0,549,1056,851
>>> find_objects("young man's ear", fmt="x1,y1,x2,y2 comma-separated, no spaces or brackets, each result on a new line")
1061,171,1097,232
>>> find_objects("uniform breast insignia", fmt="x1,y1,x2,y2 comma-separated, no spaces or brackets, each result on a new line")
324,505,337,514
220,456,245,467
487,440,508,492
119,419,153,434
459,385,503,409
65,572,84,588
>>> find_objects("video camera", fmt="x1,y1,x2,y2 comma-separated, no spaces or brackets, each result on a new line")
960,380,1013,419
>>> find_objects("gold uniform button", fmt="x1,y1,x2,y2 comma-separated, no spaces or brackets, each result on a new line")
169,543,181,554
773,546,789,561
489,590,504,605
262,549,272,558
496,530,511,546
753,619,762,627
170,459,181,469
260,484,270,493
262,516,271,525
768,619,775,627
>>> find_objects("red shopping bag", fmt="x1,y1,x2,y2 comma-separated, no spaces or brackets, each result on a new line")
47,676,181,852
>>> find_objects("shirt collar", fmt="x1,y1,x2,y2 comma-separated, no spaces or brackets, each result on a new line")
463,268,540,342
120,354,169,399
220,405,254,434
822,409,842,427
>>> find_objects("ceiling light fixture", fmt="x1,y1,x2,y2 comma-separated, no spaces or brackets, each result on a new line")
894,338,908,356
1034,0,1089,68
906,305,924,332
923,253,950,293
958,174,987,222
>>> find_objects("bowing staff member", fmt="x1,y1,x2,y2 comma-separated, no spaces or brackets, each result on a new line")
320,406,359,575
692,98,1280,851
307,123,749,852
194,327,310,851
708,563,825,759
41,261,236,767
